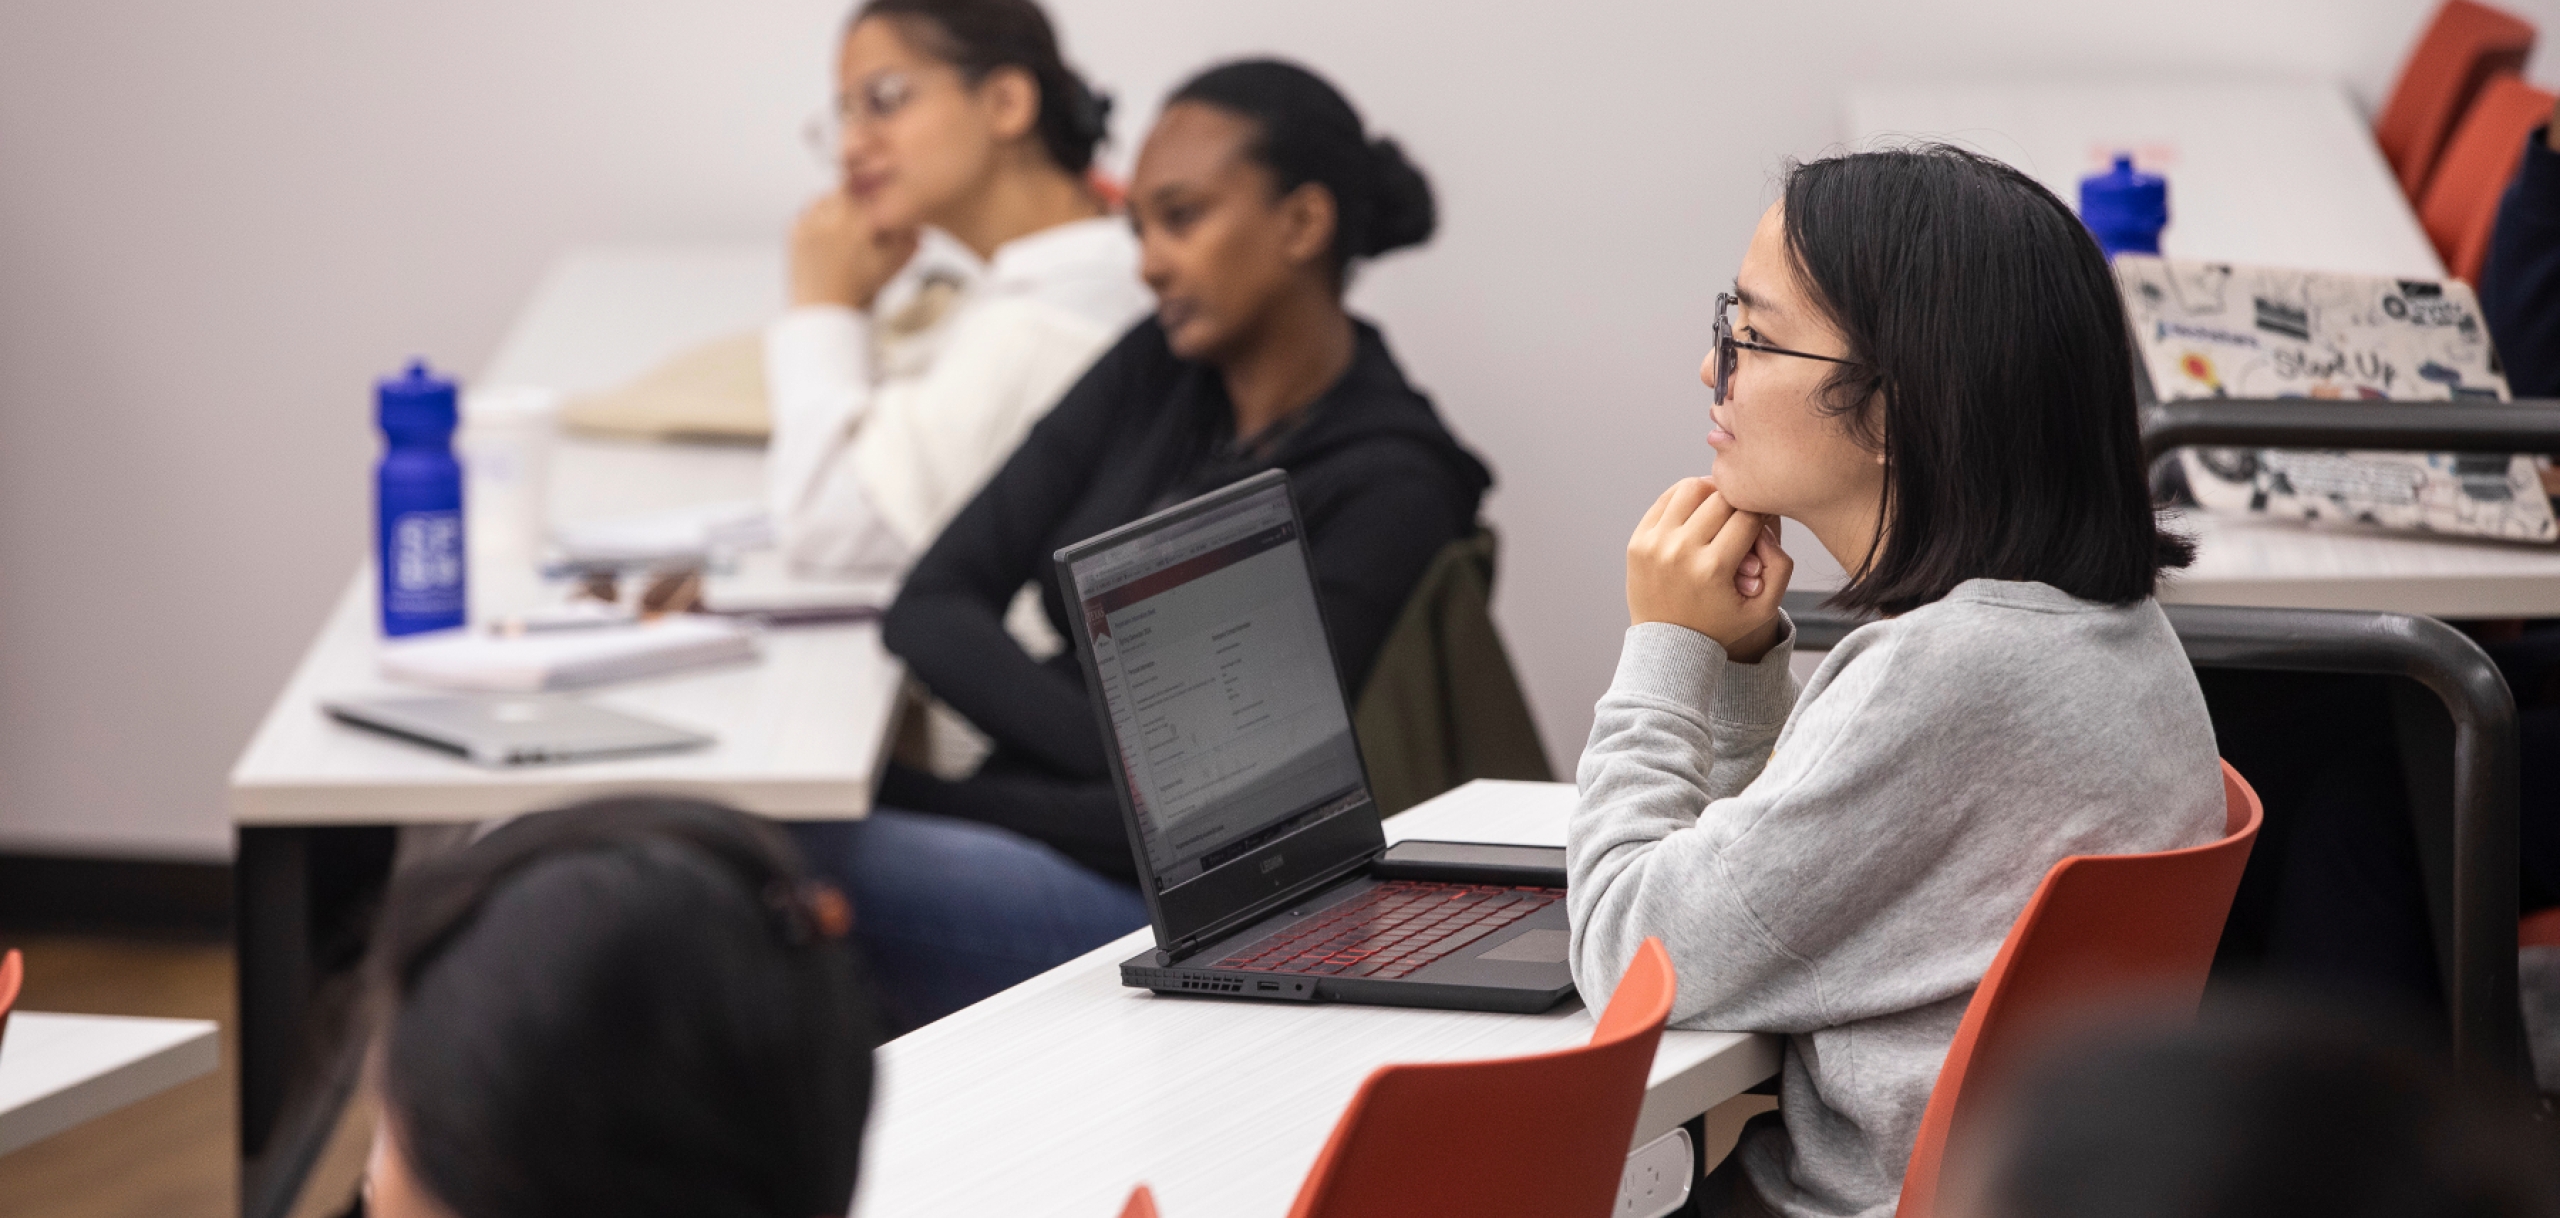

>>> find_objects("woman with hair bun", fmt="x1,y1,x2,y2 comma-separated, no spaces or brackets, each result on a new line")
769,0,1149,575
793,58,1493,1028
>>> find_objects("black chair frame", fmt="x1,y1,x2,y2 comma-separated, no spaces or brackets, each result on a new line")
2127,395,2558,1081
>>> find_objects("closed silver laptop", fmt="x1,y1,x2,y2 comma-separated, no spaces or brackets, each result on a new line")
323,693,714,766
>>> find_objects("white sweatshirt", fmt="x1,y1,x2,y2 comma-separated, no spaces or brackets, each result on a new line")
764,216,1151,575
1568,580,2224,1218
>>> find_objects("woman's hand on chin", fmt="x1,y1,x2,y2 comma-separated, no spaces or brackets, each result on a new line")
1625,477,1794,663
788,191,920,311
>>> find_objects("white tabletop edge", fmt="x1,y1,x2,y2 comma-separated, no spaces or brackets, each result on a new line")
0,1012,221,1157
853,781,1783,1216
227,570,897,825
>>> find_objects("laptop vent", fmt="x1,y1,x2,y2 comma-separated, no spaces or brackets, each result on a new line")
1175,974,1244,993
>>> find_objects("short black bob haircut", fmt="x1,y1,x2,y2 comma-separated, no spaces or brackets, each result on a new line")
1168,58,1437,283
367,797,878,1218
1781,144,2191,615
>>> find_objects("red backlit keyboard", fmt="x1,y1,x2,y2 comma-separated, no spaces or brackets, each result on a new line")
1213,880,1559,980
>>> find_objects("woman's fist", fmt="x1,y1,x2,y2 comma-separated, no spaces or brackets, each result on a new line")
1625,477,1793,663
788,192,920,311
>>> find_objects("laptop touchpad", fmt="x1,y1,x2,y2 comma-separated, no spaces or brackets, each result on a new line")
1478,928,1570,964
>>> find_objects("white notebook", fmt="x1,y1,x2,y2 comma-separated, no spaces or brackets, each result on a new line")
379,616,759,693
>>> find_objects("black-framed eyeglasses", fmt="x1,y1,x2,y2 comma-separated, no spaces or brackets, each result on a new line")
1711,291,1864,406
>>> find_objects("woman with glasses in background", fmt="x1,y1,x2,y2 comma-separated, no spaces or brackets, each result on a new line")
769,0,1148,577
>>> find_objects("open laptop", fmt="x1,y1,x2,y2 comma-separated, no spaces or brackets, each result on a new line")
1055,469,1575,1014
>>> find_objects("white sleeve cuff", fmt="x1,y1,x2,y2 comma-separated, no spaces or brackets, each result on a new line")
766,305,872,420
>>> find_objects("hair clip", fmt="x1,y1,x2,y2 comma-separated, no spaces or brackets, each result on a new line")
804,883,854,941
764,879,855,945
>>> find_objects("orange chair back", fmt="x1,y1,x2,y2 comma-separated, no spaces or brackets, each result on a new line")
1281,937,1676,1218
0,949,21,1051
1088,168,1128,213
2521,907,2560,948
1894,762,2263,1218
2375,0,2538,198
2418,74,2557,284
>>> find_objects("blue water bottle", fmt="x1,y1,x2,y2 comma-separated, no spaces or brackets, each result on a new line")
376,361,467,636
2079,153,2168,258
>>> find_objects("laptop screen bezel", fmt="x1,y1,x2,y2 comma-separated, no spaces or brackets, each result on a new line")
1052,468,1386,952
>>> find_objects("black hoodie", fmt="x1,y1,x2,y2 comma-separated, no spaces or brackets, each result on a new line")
879,316,1494,878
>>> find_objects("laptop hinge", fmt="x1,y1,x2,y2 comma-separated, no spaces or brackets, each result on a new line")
1173,846,1384,958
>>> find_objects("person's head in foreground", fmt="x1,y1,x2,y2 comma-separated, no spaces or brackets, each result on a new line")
1130,58,1435,374
1966,999,2560,1218
1633,142,2190,660
361,798,878,1218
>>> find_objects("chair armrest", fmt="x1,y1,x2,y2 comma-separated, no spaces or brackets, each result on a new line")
2140,398,2560,467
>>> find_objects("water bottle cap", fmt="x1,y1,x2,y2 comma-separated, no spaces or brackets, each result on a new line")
2079,152,2169,236
377,359,459,435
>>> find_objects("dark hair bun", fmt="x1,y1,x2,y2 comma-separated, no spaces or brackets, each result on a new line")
1170,58,1437,278
1360,136,1437,256
1076,87,1115,147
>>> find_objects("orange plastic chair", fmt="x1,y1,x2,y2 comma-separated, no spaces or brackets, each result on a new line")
2374,0,2538,199
2521,907,2560,949
1895,762,2264,1218
0,949,22,1052
2418,74,2558,284
1088,168,1128,213
1120,937,1678,1218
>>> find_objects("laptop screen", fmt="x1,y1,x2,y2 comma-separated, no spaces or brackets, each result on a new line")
1063,478,1369,891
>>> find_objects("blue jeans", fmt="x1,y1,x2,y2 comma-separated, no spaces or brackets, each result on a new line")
790,809,1149,1031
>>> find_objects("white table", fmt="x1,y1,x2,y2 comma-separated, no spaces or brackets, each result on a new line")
853,781,1783,1217
230,245,899,826
1846,80,2560,617
227,246,904,1217
2164,511,2560,616
0,1013,220,1156
225,568,899,824
1846,81,2444,279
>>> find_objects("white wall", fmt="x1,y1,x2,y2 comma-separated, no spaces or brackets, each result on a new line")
3,0,2555,859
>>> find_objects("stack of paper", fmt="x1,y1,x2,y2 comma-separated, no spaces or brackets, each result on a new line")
701,550,892,623
380,616,758,693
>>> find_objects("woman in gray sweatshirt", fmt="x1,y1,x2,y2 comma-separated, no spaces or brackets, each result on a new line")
1567,145,2226,1218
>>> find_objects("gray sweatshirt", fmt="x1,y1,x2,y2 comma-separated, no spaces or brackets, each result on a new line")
1567,579,2223,1218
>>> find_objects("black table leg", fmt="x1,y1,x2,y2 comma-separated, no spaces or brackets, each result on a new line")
236,823,396,1218
236,825,309,1170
